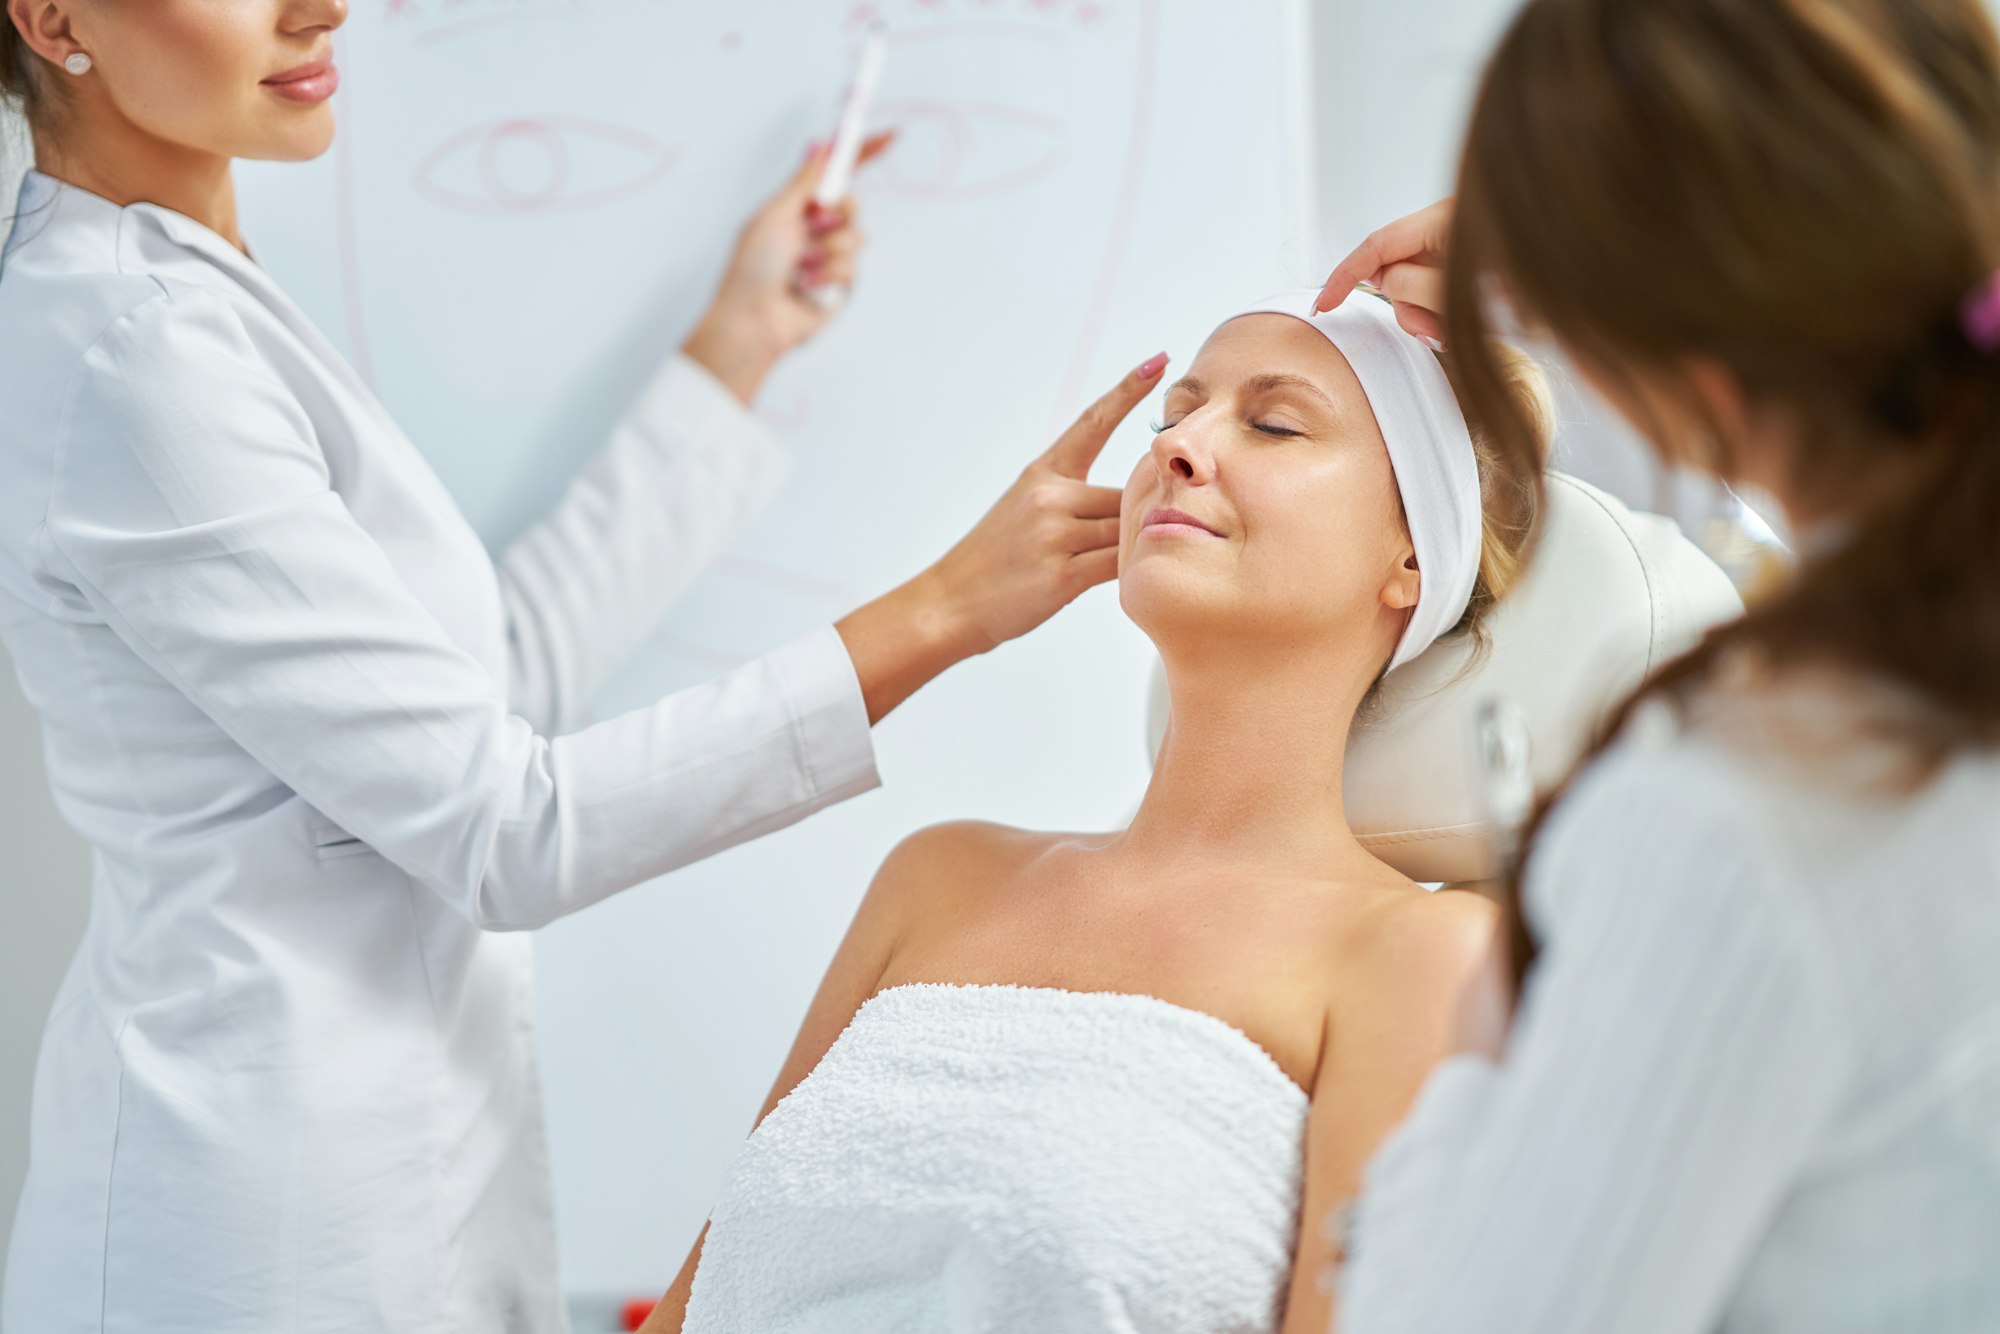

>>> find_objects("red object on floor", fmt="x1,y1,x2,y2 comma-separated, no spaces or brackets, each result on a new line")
620,1296,658,1331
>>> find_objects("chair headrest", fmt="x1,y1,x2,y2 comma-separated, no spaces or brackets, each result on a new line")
1145,472,1744,881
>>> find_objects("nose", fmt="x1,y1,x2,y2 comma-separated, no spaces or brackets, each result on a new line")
1149,421,1214,486
290,0,348,34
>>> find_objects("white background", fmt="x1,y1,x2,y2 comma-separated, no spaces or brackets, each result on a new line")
1,0,1691,1307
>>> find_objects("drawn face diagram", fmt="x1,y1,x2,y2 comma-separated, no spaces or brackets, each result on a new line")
316,0,1162,684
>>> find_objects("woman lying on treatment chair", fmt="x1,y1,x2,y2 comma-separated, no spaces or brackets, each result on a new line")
644,291,1555,1333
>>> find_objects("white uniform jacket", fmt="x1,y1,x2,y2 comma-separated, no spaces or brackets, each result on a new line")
0,169,879,1332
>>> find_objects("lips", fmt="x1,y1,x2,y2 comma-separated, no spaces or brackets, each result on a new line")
1140,506,1225,538
263,57,338,103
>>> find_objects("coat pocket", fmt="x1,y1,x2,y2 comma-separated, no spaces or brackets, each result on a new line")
308,816,376,862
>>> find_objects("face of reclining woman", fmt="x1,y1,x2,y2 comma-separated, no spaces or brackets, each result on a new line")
1119,313,1421,672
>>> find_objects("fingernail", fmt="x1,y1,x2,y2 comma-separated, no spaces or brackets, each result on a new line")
1136,351,1169,380
1419,335,1444,353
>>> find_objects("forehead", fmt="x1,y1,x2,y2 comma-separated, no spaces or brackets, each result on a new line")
1182,313,1369,405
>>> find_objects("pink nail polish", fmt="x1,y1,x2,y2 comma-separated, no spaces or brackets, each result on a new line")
1136,351,1169,380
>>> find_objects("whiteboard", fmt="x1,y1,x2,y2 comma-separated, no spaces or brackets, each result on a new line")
236,0,1315,1297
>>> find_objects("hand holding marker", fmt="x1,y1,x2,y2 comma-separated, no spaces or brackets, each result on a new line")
799,23,890,312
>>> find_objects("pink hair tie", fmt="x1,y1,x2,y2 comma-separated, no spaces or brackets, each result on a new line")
1959,270,2000,352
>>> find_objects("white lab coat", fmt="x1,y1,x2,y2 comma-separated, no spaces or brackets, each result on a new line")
0,169,879,1332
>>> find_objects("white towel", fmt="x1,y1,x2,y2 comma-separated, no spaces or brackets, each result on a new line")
682,983,1309,1334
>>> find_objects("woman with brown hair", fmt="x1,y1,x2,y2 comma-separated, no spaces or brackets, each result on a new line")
1317,1,2000,1330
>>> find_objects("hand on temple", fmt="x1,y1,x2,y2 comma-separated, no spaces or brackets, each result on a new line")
836,350,1171,724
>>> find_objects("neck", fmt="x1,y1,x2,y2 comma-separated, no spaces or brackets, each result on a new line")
1116,634,1384,881
33,120,240,250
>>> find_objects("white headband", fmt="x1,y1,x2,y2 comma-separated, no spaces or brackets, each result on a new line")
1226,290,1483,673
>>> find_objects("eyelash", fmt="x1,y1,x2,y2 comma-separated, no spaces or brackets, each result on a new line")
1149,419,1303,439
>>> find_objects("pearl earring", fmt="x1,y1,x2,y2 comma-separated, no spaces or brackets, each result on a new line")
64,52,93,76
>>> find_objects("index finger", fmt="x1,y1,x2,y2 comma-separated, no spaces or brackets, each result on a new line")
1313,197,1454,314
1042,351,1171,478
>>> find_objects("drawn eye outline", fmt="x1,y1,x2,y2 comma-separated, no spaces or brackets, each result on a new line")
866,99,1068,200
412,115,681,216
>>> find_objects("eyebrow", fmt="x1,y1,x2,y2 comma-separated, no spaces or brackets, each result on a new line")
1241,372,1339,413
1164,372,1338,413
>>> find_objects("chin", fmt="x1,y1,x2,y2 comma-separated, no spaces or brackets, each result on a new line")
248,119,339,163
1118,562,1239,645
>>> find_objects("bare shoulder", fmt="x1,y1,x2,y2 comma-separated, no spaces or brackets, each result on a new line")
1341,883,1500,1005
867,820,1067,930
875,819,1059,883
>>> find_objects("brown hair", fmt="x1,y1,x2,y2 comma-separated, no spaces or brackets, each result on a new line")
1446,0,2000,984
2,5,68,210
1,6,55,125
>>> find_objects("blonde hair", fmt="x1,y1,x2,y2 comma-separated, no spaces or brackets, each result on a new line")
1444,339,1558,647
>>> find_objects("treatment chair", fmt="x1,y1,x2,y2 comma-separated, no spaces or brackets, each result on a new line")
1145,472,1746,882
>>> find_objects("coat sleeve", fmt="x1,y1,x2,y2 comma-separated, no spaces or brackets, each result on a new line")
41,286,879,930
494,353,794,735
1335,738,1851,1334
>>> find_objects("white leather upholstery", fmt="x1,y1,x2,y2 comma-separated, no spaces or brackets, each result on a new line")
1144,473,1744,882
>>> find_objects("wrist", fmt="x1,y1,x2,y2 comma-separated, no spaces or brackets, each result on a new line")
835,570,988,726
682,313,780,407
900,564,994,662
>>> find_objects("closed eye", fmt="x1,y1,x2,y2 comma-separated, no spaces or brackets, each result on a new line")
1253,422,1305,438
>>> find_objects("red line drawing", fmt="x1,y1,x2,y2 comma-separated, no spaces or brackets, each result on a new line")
1048,0,1158,431
412,116,681,216
866,99,1067,201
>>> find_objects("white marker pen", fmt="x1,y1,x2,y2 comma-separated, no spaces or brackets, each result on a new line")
802,23,888,312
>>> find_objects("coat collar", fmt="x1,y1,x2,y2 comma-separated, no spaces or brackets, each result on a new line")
13,168,390,426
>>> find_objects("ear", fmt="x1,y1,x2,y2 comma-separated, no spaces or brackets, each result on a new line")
12,0,78,66
1382,546,1421,612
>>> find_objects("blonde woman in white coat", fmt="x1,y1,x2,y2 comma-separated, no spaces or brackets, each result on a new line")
0,2,1161,1329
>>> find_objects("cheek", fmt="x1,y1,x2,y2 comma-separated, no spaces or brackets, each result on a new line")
1117,461,1153,549
1236,460,1399,609
105,4,275,140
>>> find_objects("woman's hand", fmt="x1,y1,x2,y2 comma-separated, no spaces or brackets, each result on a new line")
1313,197,1455,346
682,132,896,405
835,351,1171,724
